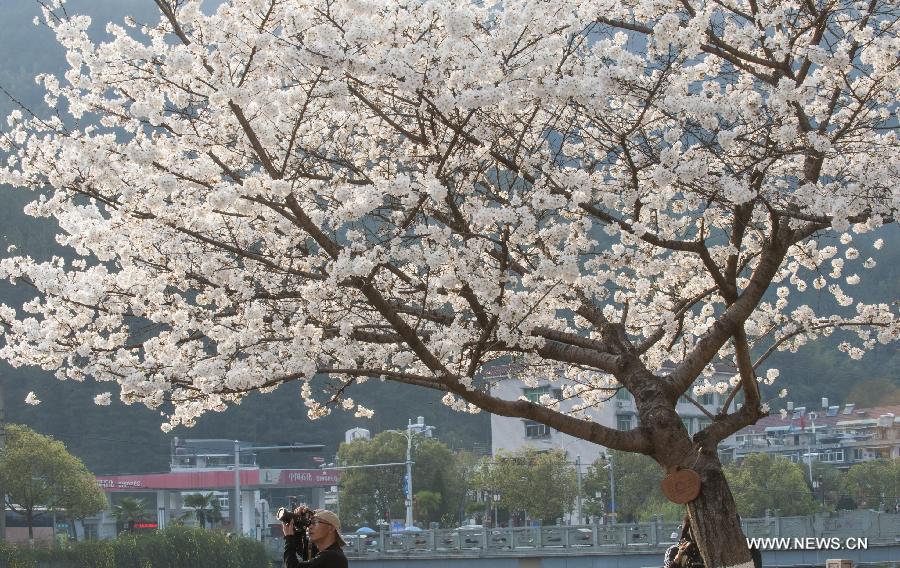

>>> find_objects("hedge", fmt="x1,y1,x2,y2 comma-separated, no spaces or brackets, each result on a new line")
0,526,270,568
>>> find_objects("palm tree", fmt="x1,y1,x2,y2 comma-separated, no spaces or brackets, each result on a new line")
209,496,223,528
111,497,148,533
183,492,220,529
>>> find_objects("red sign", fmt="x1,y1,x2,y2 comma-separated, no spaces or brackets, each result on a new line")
133,523,158,529
95,469,340,492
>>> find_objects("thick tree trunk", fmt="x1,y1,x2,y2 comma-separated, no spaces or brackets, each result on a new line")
643,402,753,568
687,454,754,568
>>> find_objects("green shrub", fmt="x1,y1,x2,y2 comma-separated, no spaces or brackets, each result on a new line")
0,540,38,568
0,526,270,568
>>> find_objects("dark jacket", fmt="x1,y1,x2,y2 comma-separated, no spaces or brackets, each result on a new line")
664,541,704,568
664,542,762,568
284,538,347,568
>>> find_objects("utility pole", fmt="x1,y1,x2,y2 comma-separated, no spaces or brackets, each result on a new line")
575,455,583,525
334,454,340,517
605,453,616,522
405,419,414,528
234,440,241,536
807,413,818,485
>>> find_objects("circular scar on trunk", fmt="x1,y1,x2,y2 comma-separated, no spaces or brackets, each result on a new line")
660,468,701,504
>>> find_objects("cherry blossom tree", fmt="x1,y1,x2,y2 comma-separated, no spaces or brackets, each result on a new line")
1,0,898,565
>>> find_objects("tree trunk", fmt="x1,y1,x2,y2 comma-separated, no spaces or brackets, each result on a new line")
688,454,754,568
26,509,33,548
644,403,753,568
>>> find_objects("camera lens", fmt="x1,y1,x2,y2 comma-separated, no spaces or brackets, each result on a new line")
276,507,294,523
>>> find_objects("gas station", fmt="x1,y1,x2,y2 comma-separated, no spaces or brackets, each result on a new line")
84,438,341,541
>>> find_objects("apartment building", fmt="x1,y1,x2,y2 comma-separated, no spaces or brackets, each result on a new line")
720,401,900,467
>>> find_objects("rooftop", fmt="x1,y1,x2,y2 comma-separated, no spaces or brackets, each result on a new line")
734,403,900,435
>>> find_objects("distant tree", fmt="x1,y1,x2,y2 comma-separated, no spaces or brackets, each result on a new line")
724,454,817,517
448,450,480,527
111,496,149,533
843,459,900,511
583,449,675,523
473,448,575,525
183,492,222,529
62,473,108,542
337,431,465,527
414,490,442,521
809,462,843,511
0,424,106,545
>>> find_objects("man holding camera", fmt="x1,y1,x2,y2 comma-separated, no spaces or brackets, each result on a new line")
282,507,348,568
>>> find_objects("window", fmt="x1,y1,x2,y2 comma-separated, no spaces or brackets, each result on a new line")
699,393,715,405
617,415,633,431
851,448,864,461
616,388,631,401
523,386,563,404
523,386,550,403
524,420,550,438
682,418,695,435
698,418,712,431
822,450,844,463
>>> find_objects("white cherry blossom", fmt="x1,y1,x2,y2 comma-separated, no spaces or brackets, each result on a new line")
1,2,898,564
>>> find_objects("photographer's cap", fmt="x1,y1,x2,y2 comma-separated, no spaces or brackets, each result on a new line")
314,509,347,547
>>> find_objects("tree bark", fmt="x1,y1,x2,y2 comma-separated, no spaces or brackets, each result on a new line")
687,454,754,568
643,402,753,568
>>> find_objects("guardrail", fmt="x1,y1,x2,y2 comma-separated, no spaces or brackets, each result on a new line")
342,523,678,556
265,511,900,560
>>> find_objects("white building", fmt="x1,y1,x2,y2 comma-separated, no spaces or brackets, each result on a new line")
489,365,730,467
345,427,371,443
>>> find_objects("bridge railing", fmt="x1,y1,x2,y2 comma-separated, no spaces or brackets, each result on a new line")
265,511,900,559
343,522,683,556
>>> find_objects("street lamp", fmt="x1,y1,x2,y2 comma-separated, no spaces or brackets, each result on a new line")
401,417,434,528
405,420,414,528
803,452,819,486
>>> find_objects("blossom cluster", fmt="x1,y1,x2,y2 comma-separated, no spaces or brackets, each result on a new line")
0,0,896,430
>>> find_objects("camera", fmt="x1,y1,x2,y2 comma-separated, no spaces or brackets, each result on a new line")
275,498,313,531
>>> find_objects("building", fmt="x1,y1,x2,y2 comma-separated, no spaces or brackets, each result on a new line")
489,365,729,468
720,401,900,467
168,438,262,533
82,438,336,541
345,427,371,443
